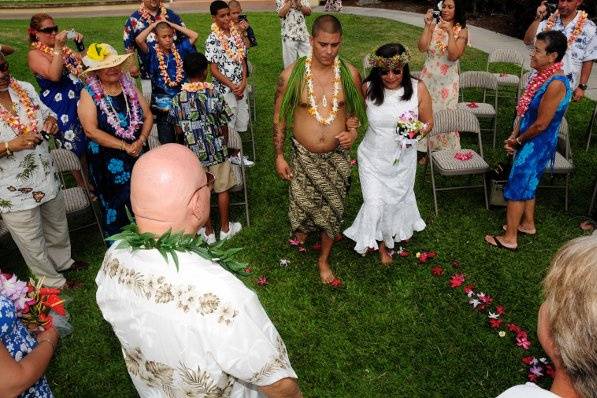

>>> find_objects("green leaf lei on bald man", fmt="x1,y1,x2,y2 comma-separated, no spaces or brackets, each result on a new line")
278,56,367,128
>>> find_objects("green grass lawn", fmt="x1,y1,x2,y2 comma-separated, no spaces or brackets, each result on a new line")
1,12,596,397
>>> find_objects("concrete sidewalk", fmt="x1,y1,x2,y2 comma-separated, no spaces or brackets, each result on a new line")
3,2,595,100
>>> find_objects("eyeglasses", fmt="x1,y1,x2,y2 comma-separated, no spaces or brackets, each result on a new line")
38,26,59,34
0,62,8,73
381,68,402,76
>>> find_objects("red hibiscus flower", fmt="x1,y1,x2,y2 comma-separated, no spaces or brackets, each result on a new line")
42,294,66,316
431,266,444,276
449,273,465,288
463,284,476,295
522,356,535,365
496,305,505,315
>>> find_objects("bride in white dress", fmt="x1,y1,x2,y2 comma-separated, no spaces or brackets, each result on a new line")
344,43,433,264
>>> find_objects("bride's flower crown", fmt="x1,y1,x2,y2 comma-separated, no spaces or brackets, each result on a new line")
367,49,411,70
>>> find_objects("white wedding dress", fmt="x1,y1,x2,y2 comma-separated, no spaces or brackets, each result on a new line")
344,79,426,254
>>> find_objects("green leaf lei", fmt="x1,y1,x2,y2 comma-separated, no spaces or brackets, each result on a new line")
107,210,248,275
279,56,367,130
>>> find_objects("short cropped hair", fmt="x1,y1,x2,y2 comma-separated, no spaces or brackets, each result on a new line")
154,21,173,33
210,0,229,16
543,235,597,398
536,30,568,62
183,52,208,79
311,14,342,37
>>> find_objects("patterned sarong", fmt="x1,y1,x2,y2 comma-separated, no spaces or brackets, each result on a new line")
289,138,351,238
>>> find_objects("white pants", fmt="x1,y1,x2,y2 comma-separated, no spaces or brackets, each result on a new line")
223,88,250,150
2,191,73,288
282,38,311,68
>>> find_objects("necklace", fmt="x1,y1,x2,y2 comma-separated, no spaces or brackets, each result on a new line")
181,81,214,92
139,3,168,22
155,44,184,87
31,42,83,77
516,62,563,117
210,23,246,63
304,56,341,126
0,79,38,136
545,10,587,46
434,23,462,55
88,75,142,140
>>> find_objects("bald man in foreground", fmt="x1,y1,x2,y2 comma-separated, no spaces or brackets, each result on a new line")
95,144,301,398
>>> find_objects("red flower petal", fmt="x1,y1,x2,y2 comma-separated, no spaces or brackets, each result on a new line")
528,373,539,382
257,275,268,286
244,267,252,273
507,323,522,334
522,356,535,365
463,284,476,294
488,318,502,329
431,266,444,276
449,273,465,288
496,305,505,315
398,249,410,257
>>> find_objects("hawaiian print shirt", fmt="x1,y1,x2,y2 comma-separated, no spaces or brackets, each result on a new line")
168,87,233,166
123,7,185,80
275,0,310,42
537,12,597,89
1,294,54,398
0,80,59,214
96,244,298,398
205,32,245,95
148,39,196,111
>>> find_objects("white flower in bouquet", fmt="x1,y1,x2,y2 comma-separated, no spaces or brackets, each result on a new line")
396,111,428,141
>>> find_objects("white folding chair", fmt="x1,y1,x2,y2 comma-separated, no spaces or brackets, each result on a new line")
486,48,525,102
457,71,499,148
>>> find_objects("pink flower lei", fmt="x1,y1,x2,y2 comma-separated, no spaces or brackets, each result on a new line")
516,62,563,117
88,74,142,140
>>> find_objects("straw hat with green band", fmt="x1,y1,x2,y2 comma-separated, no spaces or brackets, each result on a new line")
81,43,134,76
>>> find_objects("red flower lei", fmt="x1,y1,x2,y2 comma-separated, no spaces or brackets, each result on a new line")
211,23,246,63
155,44,184,87
31,41,83,77
0,79,39,135
516,62,563,117
545,10,588,47
139,3,168,22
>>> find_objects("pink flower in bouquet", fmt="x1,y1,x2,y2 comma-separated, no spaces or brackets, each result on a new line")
0,273,34,316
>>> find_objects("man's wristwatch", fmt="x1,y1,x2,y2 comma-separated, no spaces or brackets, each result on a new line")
578,83,588,90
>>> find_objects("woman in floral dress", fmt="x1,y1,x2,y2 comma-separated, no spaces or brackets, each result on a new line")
78,44,153,238
27,13,88,188
417,0,468,160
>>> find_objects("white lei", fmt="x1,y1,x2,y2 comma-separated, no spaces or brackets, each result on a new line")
304,56,341,126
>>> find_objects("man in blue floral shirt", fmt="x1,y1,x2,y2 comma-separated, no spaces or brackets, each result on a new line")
169,52,241,244
123,0,186,99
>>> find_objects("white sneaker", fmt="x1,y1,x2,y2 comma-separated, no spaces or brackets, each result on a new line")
197,227,216,245
219,221,242,241
230,154,255,167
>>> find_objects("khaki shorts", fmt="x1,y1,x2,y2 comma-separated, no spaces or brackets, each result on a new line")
207,161,237,193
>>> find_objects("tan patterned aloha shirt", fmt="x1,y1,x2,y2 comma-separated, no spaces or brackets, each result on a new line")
96,244,297,397
0,80,59,214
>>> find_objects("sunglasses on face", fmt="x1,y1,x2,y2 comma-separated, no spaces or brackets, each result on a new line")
381,68,402,76
0,62,8,73
38,26,59,34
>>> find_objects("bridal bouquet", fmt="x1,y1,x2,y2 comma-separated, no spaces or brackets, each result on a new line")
394,111,428,164
0,272,72,337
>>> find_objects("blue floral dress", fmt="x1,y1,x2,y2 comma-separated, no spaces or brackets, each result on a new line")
504,75,571,201
0,294,53,398
85,88,144,238
37,72,86,157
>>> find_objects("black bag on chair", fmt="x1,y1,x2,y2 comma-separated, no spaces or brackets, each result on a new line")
488,162,512,207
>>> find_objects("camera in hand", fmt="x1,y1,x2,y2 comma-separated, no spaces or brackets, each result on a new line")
432,10,441,24
238,15,257,47
40,130,51,141
67,29,85,52
547,2,557,14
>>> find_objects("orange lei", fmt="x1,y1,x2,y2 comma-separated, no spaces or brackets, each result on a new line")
211,23,246,63
181,82,214,92
156,44,184,87
434,24,462,55
0,79,38,136
545,11,588,47
31,41,83,77
139,3,168,22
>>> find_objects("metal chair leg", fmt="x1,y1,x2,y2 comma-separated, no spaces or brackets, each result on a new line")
565,174,569,212
586,102,597,151
429,155,439,216
482,174,489,210
238,146,250,227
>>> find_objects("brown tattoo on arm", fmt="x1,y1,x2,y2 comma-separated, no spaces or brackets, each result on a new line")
273,75,286,155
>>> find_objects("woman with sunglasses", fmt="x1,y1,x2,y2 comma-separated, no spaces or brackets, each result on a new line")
417,0,468,164
344,43,433,265
27,13,89,191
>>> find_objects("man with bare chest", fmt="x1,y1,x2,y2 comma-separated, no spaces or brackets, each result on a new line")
273,15,365,287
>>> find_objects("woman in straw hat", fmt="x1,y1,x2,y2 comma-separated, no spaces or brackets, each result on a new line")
78,43,153,238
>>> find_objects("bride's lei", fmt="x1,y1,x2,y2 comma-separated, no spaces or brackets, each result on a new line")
156,44,184,87
88,75,142,140
305,55,341,126
545,10,588,47
210,23,246,63
0,79,38,136
31,41,83,77
516,62,563,117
